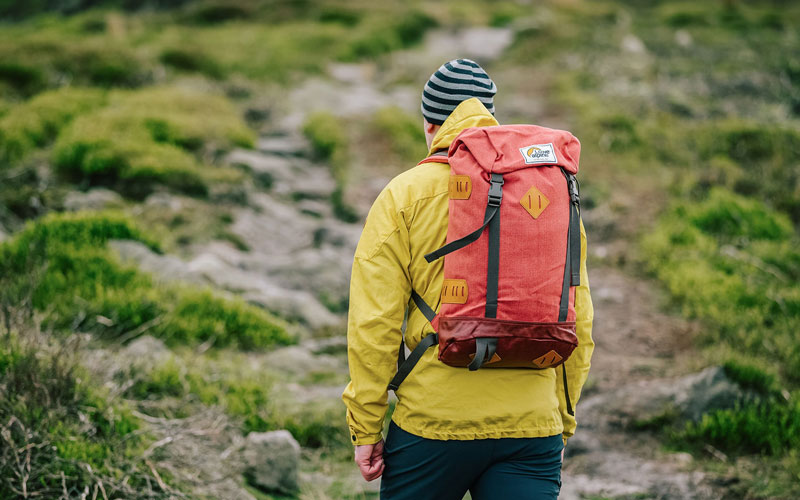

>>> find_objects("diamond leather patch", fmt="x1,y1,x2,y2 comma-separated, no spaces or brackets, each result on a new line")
521,185,549,219
449,175,472,200
441,279,468,304
468,352,502,364
532,350,563,368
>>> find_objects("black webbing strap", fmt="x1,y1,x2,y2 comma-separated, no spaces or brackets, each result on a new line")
468,337,498,371
389,290,438,391
397,339,405,367
424,173,505,263
485,174,503,318
411,289,437,324
558,168,580,321
388,333,439,391
566,172,581,286
563,363,574,416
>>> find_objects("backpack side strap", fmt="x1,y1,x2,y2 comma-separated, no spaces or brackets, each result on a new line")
388,290,439,392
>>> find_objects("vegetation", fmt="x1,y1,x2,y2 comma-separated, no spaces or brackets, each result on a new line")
0,211,292,349
0,87,107,163
0,333,179,498
52,87,253,198
303,111,358,222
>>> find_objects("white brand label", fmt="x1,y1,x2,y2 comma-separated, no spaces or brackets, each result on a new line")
519,143,558,165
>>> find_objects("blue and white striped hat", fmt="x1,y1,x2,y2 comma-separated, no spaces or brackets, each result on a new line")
421,58,497,125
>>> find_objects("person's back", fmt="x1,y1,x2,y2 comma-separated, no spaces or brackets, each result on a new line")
342,59,594,500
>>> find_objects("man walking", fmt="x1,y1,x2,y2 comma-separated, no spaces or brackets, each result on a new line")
342,58,594,499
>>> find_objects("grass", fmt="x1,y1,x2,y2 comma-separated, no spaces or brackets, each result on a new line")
0,210,292,349
123,351,351,456
0,333,179,498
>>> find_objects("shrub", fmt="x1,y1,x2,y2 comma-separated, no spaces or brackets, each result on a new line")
339,10,437,61
0,87,107,163
159,47,224,79
0,211,292,350
0,61,45,95
686,188,794,241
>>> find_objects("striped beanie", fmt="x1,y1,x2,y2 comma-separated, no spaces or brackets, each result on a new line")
421,58,497,125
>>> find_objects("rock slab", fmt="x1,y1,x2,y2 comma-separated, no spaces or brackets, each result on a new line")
243,430,301,495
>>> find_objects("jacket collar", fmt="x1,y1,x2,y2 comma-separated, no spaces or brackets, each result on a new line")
428,98,499,156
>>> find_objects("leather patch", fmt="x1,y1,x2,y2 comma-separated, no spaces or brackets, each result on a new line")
468,352,502,364
449,175,472,200
441,279,468,304
521,185,549,219
532,350,563,368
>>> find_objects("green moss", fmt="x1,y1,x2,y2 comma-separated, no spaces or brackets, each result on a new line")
0,211,292,349
52,87,254,198
0,87,107,163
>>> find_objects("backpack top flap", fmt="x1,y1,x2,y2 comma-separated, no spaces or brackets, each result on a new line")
448,124,580,175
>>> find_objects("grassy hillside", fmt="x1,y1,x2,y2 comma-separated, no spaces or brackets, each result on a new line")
0,0,798,498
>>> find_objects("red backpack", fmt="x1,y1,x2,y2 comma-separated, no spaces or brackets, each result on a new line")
388,124,582,416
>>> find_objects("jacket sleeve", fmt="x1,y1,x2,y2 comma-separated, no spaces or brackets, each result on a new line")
556,218,594,444
341,186,411,446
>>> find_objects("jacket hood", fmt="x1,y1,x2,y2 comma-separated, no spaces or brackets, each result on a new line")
428,98,499,155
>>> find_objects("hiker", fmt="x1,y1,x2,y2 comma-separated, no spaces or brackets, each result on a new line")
342,58,594,500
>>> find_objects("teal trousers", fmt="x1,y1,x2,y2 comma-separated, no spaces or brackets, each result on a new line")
380,421,563,500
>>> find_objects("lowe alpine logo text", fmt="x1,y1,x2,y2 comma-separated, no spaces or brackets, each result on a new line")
519,143,558,165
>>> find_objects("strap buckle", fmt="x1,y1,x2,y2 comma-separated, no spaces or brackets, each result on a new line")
567,175,580,205
488,173,504,206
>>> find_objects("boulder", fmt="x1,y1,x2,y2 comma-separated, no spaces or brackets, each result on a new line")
109,240,203,284
580,366,753,428
243,430,301,495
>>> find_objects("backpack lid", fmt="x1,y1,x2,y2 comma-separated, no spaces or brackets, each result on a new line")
448,124,580,175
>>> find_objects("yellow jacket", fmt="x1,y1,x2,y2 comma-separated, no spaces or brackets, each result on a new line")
342,98,594,446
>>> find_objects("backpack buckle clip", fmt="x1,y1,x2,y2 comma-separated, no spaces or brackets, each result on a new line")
488,173,504,206
567,175,580,206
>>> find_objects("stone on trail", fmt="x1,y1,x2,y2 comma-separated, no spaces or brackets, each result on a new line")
243,430,301,495
63,188,124,211
256,135,310,157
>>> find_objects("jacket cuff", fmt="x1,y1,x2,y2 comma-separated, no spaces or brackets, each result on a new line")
349,427,383,446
